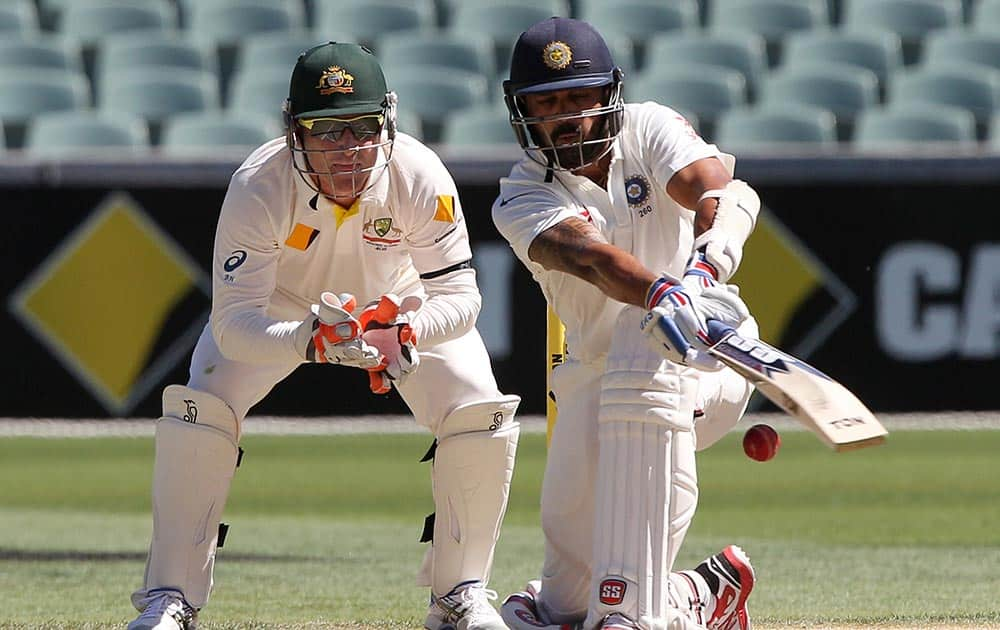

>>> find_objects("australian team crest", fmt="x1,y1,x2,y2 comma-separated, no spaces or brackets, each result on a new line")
624,174,650,208
542,41,572,70
373,217,392,237
317,65,354,95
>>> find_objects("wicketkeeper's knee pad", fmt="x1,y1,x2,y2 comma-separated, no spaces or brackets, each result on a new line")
694,316,759,451
418,395,520,595
133,385,240,611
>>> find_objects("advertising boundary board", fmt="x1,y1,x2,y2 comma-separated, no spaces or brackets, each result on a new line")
1,154,997,417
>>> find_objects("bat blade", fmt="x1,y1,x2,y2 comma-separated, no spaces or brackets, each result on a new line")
707,325,887,451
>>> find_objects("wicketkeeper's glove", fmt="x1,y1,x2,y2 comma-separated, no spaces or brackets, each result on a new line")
297,292,384,368
359,294,422,394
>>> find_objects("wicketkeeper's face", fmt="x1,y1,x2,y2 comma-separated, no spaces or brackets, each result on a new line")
296,115,384,201
521,86,610,170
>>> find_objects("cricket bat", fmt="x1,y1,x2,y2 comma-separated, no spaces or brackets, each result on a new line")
706,320,888,452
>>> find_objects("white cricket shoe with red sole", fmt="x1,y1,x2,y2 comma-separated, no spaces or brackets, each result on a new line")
694,545,755,630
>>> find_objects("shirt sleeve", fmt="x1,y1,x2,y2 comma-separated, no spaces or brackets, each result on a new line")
396,146,482,347
634,102,724,189
491,182,582,269
209,172,304,364
401,154,473,275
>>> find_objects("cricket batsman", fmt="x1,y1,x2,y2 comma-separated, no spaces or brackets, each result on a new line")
128,42,519,630
492,17,761,630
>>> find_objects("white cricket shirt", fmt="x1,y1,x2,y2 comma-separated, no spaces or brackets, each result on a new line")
493,102,734,364
210,133,474,364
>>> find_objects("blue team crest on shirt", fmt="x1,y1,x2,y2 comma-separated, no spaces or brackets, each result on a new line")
624,174,650,208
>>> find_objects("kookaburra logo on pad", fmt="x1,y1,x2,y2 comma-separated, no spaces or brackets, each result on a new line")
317,66,354,95
182,399,198,423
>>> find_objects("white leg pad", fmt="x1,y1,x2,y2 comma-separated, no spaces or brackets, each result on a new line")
419,395,521,595
587,306,700,627
693,317,758,451
600,307,699,432
132,385,240,611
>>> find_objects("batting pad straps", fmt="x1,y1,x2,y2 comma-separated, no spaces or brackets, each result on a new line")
420,395,521,595
694,179,761,282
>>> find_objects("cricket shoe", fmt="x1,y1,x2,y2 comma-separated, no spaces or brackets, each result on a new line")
501,580,582,630
425,581,507,630
127,589,197,630
694,545,755,630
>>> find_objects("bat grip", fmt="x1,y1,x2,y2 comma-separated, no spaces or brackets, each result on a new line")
706,319,736,344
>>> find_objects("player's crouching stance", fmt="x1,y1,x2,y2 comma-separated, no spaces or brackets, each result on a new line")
492,18,761,630
127,43,518,630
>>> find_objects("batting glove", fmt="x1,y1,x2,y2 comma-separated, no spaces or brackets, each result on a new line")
682,248,719,293
640,275,749,371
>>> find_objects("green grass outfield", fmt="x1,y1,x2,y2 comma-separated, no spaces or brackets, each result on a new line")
1,426,999,629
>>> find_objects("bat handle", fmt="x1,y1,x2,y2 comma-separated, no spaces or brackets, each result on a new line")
706,319,736,344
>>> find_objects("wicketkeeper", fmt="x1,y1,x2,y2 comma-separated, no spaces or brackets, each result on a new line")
492,18,762,630
128,43,519,630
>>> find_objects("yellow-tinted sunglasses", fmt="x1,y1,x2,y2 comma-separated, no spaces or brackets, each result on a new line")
298,114,385,141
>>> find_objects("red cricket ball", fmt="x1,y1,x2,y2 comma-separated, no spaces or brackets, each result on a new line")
743,423,780,462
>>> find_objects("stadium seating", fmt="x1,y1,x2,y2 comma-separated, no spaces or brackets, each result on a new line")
853,104,976,148
235,31,327,75
390,70,489,143
441,105,517,147
628,64,747,135
582,0,698,67
96,33,218,84
439,0,567,27
760,63,879,139
782,30,903,88
0,68,90,147
57,1,175,45
921,30,1000,74
713,104,837,151
448,5,556,70
160,111,280,154
990,113,1000,147
394,109,423,141
100,67,220,126
708,0,828,64
889,66,1000,132
973,0,1000,32
0,0,39,35
0,36,83,73
187,1,303,48
377,32,496,84
226,65,289,121
313,0,435,50
175,0,303,27
644,31,767,99
3,0,999,154
25,110,149,155
841,0,962,63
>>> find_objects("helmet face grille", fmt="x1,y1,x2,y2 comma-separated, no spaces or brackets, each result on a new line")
285,92,398,200
504,72,625,171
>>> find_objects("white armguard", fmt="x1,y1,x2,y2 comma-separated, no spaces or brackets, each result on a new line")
694,179,761,282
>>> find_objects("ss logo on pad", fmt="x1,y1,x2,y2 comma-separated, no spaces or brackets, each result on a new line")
599,578,626,605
